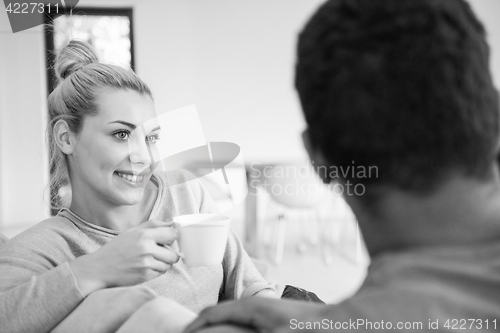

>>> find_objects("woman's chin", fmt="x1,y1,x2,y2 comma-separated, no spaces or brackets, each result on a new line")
116,189,145,206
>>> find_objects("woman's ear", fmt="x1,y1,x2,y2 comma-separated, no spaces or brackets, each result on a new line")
53,120,75,155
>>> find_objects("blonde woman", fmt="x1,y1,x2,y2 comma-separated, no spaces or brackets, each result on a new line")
0,40,275,333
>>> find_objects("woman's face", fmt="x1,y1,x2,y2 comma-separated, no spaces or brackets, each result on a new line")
69,89,160,207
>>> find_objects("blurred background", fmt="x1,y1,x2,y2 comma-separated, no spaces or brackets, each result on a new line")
1,0,500,303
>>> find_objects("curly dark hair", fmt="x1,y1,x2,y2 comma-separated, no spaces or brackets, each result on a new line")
296,0,499,195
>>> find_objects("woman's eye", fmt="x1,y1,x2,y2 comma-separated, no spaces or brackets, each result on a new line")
146,134,160,144
114,131,130,141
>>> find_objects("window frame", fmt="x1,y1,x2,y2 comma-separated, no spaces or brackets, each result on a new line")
44,7,135,95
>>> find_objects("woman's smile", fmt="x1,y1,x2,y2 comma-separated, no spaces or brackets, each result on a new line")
114,171,145,185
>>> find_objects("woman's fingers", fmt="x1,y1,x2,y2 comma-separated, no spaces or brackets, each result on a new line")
135,220,178,245
134,219,173,230
148,259,172,273
150,227,178,245
151,244,181,265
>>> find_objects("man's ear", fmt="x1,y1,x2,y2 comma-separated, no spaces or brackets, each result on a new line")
302,128,315,161
53,120,76,155
302,128,329,165
302,128,332,184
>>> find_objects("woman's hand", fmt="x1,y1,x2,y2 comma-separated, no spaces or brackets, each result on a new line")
69,220,180,296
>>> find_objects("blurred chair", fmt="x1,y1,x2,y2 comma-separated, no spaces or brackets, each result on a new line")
260,162,336,265
322,195,365,265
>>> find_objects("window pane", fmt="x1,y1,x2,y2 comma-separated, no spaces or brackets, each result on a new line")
53,15,132,68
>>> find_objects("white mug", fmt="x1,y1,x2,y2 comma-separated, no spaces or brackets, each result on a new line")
173,214,231,266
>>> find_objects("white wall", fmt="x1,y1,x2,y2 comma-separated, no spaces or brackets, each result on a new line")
467,0,500,89
94,0,324,163
0,16,49,232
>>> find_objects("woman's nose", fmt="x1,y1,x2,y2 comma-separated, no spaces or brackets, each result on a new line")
128,135,152,166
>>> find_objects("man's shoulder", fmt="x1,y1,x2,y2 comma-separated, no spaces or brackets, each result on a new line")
332,245,500,323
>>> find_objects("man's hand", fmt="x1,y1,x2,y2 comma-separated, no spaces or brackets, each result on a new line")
196,325,257,333
184,298,327,333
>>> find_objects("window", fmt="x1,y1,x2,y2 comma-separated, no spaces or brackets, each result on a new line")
44,7,135,93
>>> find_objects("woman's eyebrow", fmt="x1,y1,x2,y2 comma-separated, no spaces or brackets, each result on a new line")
108,121,161,134
108,120,136,129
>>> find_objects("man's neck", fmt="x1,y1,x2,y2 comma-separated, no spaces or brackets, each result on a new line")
346,172,500,257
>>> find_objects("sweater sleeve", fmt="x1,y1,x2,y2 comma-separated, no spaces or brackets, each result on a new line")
219,229,278,301
0,228,85,333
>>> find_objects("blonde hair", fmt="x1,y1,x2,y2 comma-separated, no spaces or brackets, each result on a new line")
47,40,152,210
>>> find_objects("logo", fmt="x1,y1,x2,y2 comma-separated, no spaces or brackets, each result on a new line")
3,0,79,33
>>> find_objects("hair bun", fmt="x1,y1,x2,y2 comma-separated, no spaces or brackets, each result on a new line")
54,40,100,81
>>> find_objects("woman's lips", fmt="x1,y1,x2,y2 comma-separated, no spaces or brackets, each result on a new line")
114,171,144,183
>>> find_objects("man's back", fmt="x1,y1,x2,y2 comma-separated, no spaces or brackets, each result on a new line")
327,241,500,330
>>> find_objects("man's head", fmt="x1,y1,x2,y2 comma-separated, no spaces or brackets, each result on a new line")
296,0,499,203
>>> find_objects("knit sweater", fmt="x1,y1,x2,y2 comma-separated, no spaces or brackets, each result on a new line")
0,171,276,333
